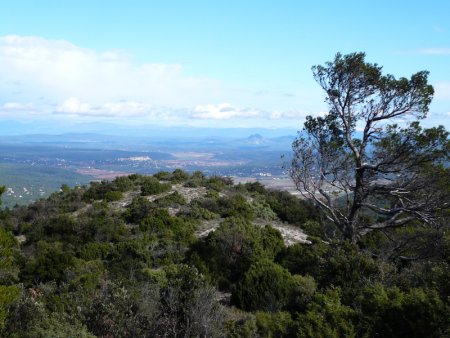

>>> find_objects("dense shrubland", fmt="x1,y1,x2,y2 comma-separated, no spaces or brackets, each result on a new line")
0,168,449,337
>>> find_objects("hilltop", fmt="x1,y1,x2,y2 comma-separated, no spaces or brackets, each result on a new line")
0,170,449,337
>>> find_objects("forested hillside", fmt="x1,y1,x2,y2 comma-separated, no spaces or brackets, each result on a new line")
0,170,449,337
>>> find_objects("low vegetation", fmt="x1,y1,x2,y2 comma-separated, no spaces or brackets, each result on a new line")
0,167,448,337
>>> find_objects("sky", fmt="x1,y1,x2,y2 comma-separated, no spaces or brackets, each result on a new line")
0,1,449,132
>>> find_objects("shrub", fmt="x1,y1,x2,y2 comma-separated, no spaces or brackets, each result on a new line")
140,177,171,196
277,239,329,278
154,191,186,208
255,311,295,337
203,176,232,192
192,218,284,288
123,196,155,223
112,175,134,192
233,259,297,311
218,194,255,221
295,288,356,338
153,171,171,181
104,191,123,202
0,285,20,329
20,241,75,285
355,284,449,338
170,169,190,183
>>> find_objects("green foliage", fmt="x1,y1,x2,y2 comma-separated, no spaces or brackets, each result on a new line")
181,201,219,220
218,194,255,220
112,175,134,192
203,175,233,192
170,168,190,183
292,53,448,242
1,170,449,337
140,176,171,196
153,170,171,181
139,209,197,244
233,259,299,311
0,228,19,283
77,242,114,261
82,179,125,202
191,218,285,288
0,285,20,329
356,284,449,337
277,239,329,277
20,241,75,285
103,190,123,202
295,288,356,338
251,197,277,221
255,311,295,337
265,190,316,225
26,313,96,338
319,241,381,291
153,191,186,207
123,196,155,223
225,314,258,338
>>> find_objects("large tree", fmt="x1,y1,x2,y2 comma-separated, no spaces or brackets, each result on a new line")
290,52,449,242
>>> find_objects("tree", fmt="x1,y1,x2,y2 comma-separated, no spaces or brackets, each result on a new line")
0,186,5,206
290,52,449,242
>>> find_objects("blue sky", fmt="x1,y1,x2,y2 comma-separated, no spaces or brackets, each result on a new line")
0,1,449,131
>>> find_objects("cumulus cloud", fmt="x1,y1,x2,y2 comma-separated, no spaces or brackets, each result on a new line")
57,98,91,114
0,35,222,113
1,102,33,110
192,103,260,120
54,97,151,117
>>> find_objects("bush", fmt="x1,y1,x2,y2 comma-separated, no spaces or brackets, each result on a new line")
153,171,171,181
203,176,232,192
0,228,19,283
233,259,299,311
154,191,186,208
295,288,356,338
104,190,123,202
277,239,329,278
265,190,317,225
356,284,449,338
218,194,255,221
140,177,171,196
139,210,198,244
83,180,117,202
181,202,218,220
0,285,20,329
255,311,295,337
170,169,190,183
123,196,155,223
112,175,134,192
20,241,75,285
192,218,285,288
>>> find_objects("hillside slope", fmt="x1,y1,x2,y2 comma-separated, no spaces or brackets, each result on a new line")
0,170,449,337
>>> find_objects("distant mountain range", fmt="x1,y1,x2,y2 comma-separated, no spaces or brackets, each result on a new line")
0,119,298,139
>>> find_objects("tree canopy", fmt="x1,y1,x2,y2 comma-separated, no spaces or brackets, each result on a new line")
290,52,449,242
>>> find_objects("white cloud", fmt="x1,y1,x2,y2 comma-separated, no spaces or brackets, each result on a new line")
0,35,222,112
418,48,450,55
55,98,165,118
1,102,33,110
192,103,260,120
57,98,91,114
